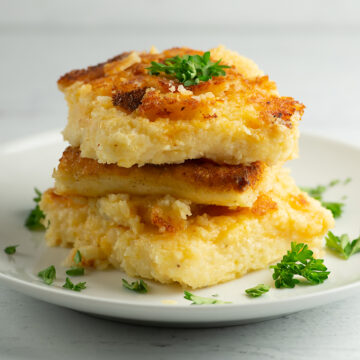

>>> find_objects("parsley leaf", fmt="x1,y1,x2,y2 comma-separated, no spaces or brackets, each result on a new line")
66,267,85,276
65,251,85,276
301,178,350,219
184,291,231,305
245,284,270,298
270,242,330,288
25,188,45,230
321,202,344,219
122,279,148,293
326,231,360,259
301,185,327,200
63,277,87,291
38,265,56,285
4,245,18,255
147,51,230,86
74,250,82,264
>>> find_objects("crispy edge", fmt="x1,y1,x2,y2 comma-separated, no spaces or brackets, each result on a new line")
58,47,303,126
56,147,266,193
57,52,130,89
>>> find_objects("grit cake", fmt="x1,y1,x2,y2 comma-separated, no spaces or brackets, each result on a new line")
53,147,276,207
36,45,334,290
58,45,304,167
40,169,334,289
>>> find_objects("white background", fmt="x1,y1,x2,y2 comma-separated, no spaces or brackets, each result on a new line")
1,1,360,359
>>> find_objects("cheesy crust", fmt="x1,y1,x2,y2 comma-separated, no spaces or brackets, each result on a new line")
58,45,304,167
53,147,276,207
40,169,334,289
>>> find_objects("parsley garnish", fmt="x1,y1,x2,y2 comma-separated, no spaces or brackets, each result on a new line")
184,291,231,305
4,245,18,255
38,265,56,285
301,184,326,200
25,188,45,230
62,277,87,292
270,242,330,288
245,284,270,298
326,231,360,259
66,250,84,276
147,51,230,86
321,202,344,218
301,178,351,218
66,267,85,276
122,279,148,293
74,250,82,264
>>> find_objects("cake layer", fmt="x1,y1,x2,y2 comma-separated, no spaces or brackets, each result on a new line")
53,146,276,207
40,169,334,289
58,45,304,167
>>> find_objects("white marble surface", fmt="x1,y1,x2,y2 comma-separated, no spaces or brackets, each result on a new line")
1,1,360,358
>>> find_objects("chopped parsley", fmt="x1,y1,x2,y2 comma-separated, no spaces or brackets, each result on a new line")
62,277,87,292
321,201,344,218
25,188,45,230
74,250,82,264
122,279,148,293
245,284,270,298
147,51,230,86
326,231,360,259
184,291,231,305
38,265,56,285
270,242,330,288
66,250,84,276
4,245,18,255
66,267,85,276
301,184,327,201
301,178,351,218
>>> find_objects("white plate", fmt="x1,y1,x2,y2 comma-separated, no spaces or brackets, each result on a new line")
0,131,359,327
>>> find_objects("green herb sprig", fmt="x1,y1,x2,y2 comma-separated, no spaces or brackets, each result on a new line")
122,279,148,293
66,267,85,276
25,188,45,230
147,51,230,86
66,250,85,276
184,291,231,305
74,250,82,264
301,178,350,218
245,284,270,298
326,231,360,259
63,277,87,292
4,245,18,255
321,202,344,218
270,242,330,288
38,265,56,285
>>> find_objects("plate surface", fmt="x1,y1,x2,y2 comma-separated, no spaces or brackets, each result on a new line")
0,131,359,327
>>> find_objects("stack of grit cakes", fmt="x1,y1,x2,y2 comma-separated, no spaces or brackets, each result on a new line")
40,46,334,289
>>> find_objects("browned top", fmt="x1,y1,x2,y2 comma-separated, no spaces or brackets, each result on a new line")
58,146,266,192
58,47,304,126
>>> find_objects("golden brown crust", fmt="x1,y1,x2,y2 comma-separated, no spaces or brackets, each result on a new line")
57,47,304,126
288,193,310,210
58,146,266,193
251,194,278,216
112,88,147,112
57,52,130,89
249,95,305,129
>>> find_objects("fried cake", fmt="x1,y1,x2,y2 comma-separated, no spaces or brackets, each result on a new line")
58,45,304,167
40,169,334,289
53,147,277,207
